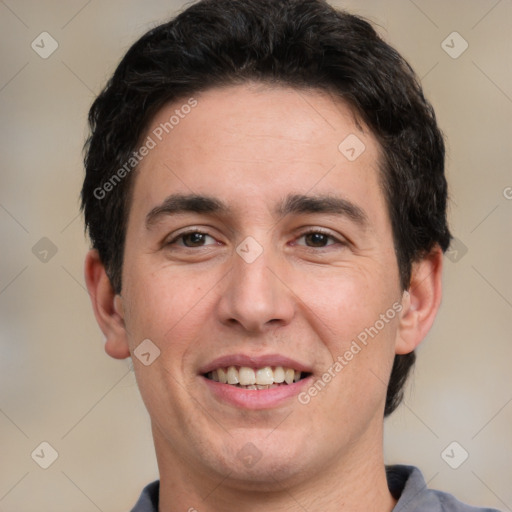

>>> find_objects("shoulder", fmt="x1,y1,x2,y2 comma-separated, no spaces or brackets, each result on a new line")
129,470,502,512
130,480,159,512
387,465,502,512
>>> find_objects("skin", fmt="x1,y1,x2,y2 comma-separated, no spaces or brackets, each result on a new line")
85,83,443,512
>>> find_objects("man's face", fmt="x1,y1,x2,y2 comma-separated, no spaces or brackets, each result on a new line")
117,84,404,486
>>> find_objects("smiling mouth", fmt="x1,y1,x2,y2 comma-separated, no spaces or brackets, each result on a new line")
204,365,311,390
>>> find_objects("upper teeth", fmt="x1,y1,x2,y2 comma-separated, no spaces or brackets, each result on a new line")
208,366,302,386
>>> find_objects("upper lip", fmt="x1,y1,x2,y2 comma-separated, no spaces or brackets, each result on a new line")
199,354,313,375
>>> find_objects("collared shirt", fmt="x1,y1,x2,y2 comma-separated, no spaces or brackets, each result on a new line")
130,465,501,511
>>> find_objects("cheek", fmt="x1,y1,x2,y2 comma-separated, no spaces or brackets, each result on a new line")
293,262,400,399
304,277,399,418
298,264,396,336
121,266,174,339
121,260,221,360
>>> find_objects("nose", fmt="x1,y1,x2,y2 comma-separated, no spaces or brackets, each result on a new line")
216,246,295,333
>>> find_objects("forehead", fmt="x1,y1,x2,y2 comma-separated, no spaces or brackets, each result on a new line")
130,83,386,222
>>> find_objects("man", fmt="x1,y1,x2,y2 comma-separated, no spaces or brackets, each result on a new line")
81,0,499,510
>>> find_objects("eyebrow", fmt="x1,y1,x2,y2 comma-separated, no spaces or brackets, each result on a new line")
277,194,369,228
145,192,368,229
145,194,230,228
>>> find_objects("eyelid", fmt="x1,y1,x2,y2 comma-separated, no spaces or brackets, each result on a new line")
165,227,219,246
288,229,348,251
164,226,347,249
295,227,345,243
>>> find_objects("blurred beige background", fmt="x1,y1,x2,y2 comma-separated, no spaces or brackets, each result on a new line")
0,1,511,511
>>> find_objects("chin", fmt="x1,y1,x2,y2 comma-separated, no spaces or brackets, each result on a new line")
204,432,321,491
221,458,310,492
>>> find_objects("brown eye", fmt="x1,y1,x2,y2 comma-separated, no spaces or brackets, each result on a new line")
182,232,208,247
169,231,217,247
295,231,338,248
304,232,330,247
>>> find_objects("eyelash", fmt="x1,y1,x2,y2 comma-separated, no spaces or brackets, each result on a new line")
294,228,344,248
166,228,344,249
166,229,217,248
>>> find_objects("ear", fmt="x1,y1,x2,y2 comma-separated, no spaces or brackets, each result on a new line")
395,245,444,355
84,249,130,359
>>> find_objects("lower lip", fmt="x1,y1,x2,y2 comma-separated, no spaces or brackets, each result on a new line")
200,375,312,409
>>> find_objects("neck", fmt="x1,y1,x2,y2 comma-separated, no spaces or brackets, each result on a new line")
154,424,396,512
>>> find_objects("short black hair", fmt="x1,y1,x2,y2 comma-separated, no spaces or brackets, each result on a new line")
81,0,451,416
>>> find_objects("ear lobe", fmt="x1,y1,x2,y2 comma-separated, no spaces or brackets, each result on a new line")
84,250,131,359
395,246,444,355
